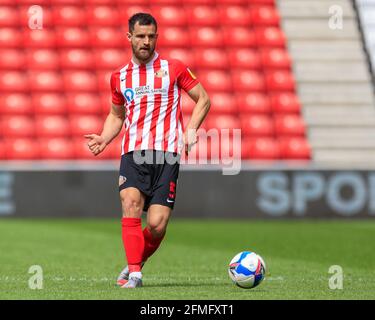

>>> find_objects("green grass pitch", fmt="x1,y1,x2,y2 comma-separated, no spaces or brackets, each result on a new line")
0,218,374,300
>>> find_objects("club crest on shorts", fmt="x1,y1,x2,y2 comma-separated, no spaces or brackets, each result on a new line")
119,175,127,186
155,69,168,78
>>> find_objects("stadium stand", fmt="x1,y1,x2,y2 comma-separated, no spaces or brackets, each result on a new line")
0,0,310,160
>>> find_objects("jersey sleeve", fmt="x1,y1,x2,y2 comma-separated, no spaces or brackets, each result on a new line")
110,72,125,106
174,60,199,92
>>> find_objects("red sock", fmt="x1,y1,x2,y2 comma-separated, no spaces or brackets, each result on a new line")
142,227,165,262
121,217,144,273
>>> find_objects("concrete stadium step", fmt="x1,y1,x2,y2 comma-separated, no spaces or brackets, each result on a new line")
288,40,365,61
282,19,360,40
278,0,355,18
306,116,375,126
298,83,375,105
303,105,375,118
314,149,375,163
309,128,375,140
310,139,375,148
293,62,371,82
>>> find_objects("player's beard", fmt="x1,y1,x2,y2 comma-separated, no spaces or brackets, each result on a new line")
133,45,155,64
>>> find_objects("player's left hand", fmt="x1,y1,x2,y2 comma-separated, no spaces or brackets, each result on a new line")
183,129,198,156
84,134,107,156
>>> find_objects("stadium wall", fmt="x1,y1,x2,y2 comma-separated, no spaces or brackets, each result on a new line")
1,165,375,219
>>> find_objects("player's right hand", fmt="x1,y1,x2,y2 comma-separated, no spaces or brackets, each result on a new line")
84,134,107,156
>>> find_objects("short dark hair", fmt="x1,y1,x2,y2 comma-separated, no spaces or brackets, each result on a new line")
128,13,157,33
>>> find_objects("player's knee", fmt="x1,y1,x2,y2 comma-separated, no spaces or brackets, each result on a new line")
148,221,167,238
121,197,142,217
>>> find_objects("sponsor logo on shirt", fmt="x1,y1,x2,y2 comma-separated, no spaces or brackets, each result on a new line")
124,88,134,103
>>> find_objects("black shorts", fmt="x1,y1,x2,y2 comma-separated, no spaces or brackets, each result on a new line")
118,150,180,212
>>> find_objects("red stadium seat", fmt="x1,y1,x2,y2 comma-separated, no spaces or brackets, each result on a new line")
97,71,112,91
219,6,252,26
100,93,112,114
260,48,291,69
180,92,196,115
60,49,95,69
194,49,229,69
39,138,74,159
231,70,266,92
63,71,98,92
158,27,190,47
270,93,301,114
0,94,32,115
0,72,29,92
237,93,271,114
35,116,70,137
2,116,35,137
56,27,90,47
223,27,256,48
66,93,102,114
53,6,87,26
0,49,26,69
5,138,40,160
29,72,64,92
0,140,5,159
0,6,20,27
206,114,240,130
89,27,125,48
216,0,248,4
279,137,311,160
70,115,103,136
265,71,295,91
250,6,280,26
161,48,195,69
94,49,127,69
26,49,60,70
210,93,237,114
151,6,187,26
0,28,23,47
228,49,261,69
242,137,280,159
19,6,53,28
255,27,286,47
87,6,120,26
241,115,274,137
73,137,109,159
23,29,56,48
274,115,306,137
33,94,67,115
190,27,223,47
186,6,219,26
116,0,149,5
48,0,84,4
198,70,232,92
117,5,150,23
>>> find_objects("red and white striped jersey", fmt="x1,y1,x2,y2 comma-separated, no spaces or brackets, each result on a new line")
110,52,199,155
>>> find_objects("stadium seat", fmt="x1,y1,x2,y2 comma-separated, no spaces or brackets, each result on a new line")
209,93,237,114
26,49,60,70
100,93,111,114
151,6,187,26
70,115,103,136
190,27,223,47
52,5,88,26
249,6,280,26
215,0,248,4
116,0,149,5
87,6,120,26
0,28,23,47
0,6,20,27
0,94,32,115
33,94,67,115
242,137,280,159
56,27,90,47
198,70,232,92
39,138,74,159
279,137,311,160
19,6,53,27
29,72,64,92
0,49,26,69
0,72,29,92
260,48,291,69
5,138,40,160
265,71,295,91
223,27,256,47
227,49,261,69
240,114,274,137
35,116,70,137
0,140,5,159
255,27,286,47
158,27,190,47
274,115,306,137
237,93,271,114
60,49,95,69
186,6,219,26
66,93,102,114
63,71,98,92
1,116,35,137
94,49,128,69
270,93,301,114
181,93,196,115
231,70,266,92
89,27,125,48
73,137,109,159
23,29,57,48
194,49,229,69
205,114,240,130
161,48,195,69
97,71,112,91
117,5,150,23
219,5,252,26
